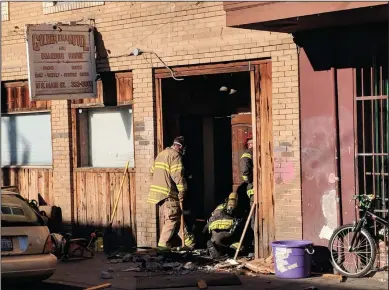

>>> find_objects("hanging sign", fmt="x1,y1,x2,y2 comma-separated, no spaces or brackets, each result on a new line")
26,23,97,100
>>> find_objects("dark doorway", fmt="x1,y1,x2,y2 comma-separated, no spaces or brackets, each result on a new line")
160,71,251,222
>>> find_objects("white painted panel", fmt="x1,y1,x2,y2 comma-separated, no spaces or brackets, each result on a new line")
1,113,53,166
88,107,134,168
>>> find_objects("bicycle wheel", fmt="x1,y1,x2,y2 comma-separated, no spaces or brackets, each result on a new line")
329,224,376,278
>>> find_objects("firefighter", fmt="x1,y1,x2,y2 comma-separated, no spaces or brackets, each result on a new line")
203,192,244,259
147,136,195,252
240,133,254,232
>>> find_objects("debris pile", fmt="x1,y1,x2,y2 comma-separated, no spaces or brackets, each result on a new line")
103,249,274,278
106,251,202,275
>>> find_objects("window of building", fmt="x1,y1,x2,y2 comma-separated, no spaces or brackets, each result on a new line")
42,1,104,15
1,113,53,167
1,2,9,21
77,106,134,168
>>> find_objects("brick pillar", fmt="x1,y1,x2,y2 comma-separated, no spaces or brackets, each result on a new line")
51,100,73,228
133,68,157,247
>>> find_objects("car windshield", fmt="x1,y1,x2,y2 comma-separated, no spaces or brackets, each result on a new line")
1,194,44,227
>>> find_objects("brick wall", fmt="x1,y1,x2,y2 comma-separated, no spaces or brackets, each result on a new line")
1,2,301,246
50,100,73,226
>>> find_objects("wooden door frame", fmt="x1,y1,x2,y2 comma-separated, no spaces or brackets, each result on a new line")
251,63,275,258
154,60,274,258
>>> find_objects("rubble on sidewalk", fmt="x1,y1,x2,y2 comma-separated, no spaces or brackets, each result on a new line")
103,248,269,277
100,271,113,279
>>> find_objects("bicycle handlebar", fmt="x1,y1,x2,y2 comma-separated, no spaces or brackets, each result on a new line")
353,194,375,201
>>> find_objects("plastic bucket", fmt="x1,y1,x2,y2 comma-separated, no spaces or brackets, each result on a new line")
271,240,314,279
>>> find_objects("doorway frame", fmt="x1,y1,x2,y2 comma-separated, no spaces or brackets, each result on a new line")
154,59,275,258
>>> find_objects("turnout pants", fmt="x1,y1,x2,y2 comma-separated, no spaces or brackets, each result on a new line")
212,231,236,248
158,198,195,248
210,229,241,257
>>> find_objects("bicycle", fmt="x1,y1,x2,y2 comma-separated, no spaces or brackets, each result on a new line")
328,194,388,278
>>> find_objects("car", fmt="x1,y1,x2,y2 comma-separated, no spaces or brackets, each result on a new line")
1,187,57,283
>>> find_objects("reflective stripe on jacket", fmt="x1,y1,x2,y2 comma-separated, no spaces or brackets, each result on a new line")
207,204,235,232
147,147,187,204
240,149,254,197
247,188,254,197
240,149,253,183
208,219,234,232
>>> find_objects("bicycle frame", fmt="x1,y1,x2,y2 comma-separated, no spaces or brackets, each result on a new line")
349,196,388,252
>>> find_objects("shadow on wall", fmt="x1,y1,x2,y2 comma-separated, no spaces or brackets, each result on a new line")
8,115,17,165
39,194,136,252
4,116,31,166
72,223,136,253
21,135,31,165
293,22,388,71
120,108,133,139
94,28,111,70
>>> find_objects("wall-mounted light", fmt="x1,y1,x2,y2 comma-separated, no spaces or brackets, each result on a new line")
131,48,142,56
219,86,228,92
229,89,237,95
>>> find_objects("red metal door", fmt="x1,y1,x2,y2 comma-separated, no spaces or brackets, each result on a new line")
300,48,341,246
231,114,252,192
337,69,357,225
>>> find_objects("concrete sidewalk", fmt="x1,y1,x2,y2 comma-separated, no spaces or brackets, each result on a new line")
46,253,388,290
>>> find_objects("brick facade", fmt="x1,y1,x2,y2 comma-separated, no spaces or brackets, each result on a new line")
1,2,301,246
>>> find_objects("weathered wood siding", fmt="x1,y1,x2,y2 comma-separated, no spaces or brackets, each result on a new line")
73,169,136,240
116,72,133,105
72,80,104,107
2,82,51,113
1,167,54,204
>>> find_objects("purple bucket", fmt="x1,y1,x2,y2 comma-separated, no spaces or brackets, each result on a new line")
271,240,314,279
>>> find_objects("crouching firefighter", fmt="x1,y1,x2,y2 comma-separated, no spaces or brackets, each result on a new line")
147,136,195,252
203,192,244,259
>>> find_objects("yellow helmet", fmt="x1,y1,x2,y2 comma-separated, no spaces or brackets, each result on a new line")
226,192,238,214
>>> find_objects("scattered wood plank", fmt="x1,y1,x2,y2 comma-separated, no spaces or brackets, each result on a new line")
311,272,346,282
84,282,112,290
197,280,207,289
244,258,275,275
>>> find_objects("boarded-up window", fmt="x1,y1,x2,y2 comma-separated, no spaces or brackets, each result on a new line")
1,113,53,166
78,106,134,168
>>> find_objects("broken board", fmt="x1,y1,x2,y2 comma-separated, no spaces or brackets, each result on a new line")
244,259,275,274
136,273,241,289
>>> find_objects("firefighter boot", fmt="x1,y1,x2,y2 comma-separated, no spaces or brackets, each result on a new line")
207,240,221,260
